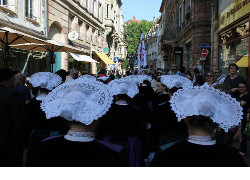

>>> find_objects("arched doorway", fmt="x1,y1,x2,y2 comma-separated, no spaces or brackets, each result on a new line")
48,22,66,72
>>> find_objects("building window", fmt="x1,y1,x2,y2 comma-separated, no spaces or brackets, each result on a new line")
25,0,37,21
69,15,74,31
85,0,88,8
0,0,16,13
92,0,95,14
107,4,109,18
78,20,83,34
98,3,100,19
219,21,249,79
0,0,7,5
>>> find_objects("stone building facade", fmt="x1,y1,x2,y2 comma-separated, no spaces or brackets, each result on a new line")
159,0,212,72
103,0,126,71
0,0,47,75
145,17,161,70
48,0,106,74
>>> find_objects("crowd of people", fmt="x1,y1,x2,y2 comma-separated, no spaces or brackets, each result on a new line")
0,61,249,167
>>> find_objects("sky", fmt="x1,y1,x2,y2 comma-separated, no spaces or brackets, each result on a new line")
121,0,162,22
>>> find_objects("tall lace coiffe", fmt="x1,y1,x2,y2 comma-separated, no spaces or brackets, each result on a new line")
169,86,243,132
41,78,113,125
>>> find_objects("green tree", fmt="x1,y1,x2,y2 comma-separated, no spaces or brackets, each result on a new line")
124,20,153,55
121,59,129,69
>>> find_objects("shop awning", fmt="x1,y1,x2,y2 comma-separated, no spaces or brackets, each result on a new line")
236,56,249,67
94,51,115,65
70,53,97,63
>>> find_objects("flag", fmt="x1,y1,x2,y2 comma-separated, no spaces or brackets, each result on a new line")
135,32,147,72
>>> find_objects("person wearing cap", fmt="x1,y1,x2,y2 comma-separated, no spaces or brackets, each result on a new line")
0,68,27,166
151,86,247,167
31,78,127,167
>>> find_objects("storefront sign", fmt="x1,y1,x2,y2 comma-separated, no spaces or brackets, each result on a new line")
219,0,250,30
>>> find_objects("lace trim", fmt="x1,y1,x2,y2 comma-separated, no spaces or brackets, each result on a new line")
169,86,243,132
188,135,216,145
123,74,152,84
36,94,47,101
29,72,62,90
64,131,95,142
41,78,113,125
115,101,128,105
160,75,193,89
108,79,139,98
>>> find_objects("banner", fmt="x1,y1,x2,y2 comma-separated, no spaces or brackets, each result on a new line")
135,32,147,72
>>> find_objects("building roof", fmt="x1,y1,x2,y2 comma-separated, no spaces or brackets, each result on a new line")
126,16,142,24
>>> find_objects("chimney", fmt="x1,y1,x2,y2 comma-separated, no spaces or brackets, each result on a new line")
133,15,136,20
153,16,155,22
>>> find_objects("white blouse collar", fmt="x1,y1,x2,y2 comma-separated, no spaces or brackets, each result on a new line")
64,131,95,142
188,135,216,146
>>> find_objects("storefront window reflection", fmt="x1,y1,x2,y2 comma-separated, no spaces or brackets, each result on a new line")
220,22,249,44
220,36,249,79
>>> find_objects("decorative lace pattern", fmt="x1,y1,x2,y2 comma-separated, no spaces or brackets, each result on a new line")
97,76,109,81
78,74,96,81
160,75,193,89
169,86,243,132
188,135,216,145
41,78,113,125
36,93,47,101
64,131,95,142
108,78,139,98
29,72,62,90
124,74,152,84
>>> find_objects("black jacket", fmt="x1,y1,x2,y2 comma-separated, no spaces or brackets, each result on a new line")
0,84,27,152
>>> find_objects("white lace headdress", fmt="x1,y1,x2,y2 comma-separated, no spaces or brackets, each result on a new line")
29,72,62,90
108,78,139,98
160,75,193,89
124,74,152,84
97,76,109,81
78,74,96,81
41,78,113,125
169,86,243,132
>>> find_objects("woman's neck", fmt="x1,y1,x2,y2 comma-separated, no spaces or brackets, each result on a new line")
230,74,237,79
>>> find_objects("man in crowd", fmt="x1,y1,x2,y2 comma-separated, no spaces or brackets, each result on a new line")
13,73,31,104
66,69,78,82
0,68,28,166
213,69,225,86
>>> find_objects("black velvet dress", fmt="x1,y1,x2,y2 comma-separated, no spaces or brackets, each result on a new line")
151,140,248,167
95,103,148,166
152,93,188,147
31,136,127,167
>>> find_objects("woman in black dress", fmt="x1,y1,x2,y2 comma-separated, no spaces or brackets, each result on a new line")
96,78,148,166
31,77,126,167
151,86,247,167
26,72,65,166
